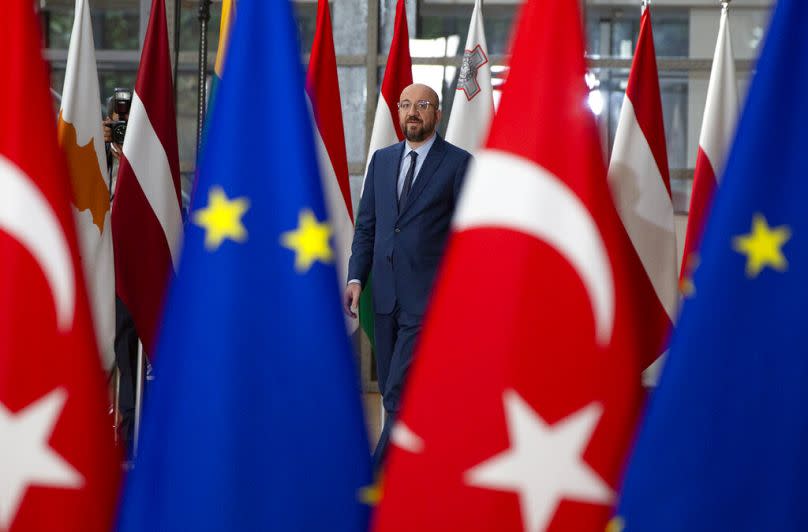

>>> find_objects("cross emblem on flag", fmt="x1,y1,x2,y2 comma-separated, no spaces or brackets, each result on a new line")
457,44,488,100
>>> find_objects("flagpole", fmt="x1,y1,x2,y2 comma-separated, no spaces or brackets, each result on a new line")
133,341,145,457
196,0,212,158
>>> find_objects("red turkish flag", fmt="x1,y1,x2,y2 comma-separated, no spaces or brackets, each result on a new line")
0,1,121,530
373,0,645,531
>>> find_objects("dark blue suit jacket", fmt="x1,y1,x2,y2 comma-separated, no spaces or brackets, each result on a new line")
348,135,471,316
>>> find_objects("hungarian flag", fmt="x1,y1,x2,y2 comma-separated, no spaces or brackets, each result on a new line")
607,5,676,367
680,4,738,293
306,0,357,333
112,0,183,353
57,0,115,370
374,0,645,530
359,0,413,346
0,1,121,530
445,0,494,154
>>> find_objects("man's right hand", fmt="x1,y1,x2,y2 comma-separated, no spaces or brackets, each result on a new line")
343,283,361,318
103,118,122,160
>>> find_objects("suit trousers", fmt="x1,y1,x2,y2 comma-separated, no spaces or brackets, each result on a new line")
372,306,422,469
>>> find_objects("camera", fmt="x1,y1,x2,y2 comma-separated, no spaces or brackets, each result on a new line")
107,87,132,145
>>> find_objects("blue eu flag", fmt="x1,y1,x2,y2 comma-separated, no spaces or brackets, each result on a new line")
116,0,372,529
617,1,808,530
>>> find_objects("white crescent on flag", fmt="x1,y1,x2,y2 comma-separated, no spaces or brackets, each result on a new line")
0,155,75,330
453,150,615,344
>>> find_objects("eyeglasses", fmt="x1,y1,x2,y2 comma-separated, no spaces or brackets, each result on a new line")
397,100,437,112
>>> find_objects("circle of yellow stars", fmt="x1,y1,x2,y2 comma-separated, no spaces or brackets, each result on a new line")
732,213,791,278
192,186,250,251
280,209,333,273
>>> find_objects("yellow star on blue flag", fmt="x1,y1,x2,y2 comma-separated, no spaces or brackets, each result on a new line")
280,209,333,272
732,213,790,278
616,0,808,529
116,0,372,529
192,186,250,251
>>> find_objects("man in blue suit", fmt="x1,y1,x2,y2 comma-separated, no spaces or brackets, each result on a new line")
344,83,472,468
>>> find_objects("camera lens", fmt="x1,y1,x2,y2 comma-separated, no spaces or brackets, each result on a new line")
112,122,127,145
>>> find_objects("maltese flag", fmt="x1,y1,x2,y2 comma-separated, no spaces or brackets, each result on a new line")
445,0,494,154
607,5,676,367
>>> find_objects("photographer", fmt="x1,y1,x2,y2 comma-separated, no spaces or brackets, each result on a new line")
103,88,139,459
103,87,131,192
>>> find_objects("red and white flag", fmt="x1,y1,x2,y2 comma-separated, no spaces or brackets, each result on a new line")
365,0,412,179
445,0,494,153
57,0,115,370
306,0,357,332
681,5,738,290
112,0,183,353
0,1,121,529
374,0,644,530
607,6,676,366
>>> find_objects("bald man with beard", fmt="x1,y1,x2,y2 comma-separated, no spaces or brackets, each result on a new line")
345,83,472,468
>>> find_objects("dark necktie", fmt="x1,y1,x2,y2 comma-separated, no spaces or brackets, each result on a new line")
399,151,418,210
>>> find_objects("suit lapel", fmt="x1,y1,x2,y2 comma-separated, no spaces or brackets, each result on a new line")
398,135,447,218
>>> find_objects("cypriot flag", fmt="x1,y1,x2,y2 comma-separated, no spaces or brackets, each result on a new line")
58,0,115,369
445,0,494,153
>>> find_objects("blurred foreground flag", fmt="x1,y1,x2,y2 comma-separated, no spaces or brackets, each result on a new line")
0,1,120,530
374,0,645,530
116,0,372,530
617,1,808,530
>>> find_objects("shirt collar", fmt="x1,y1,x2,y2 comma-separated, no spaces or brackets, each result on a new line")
404,133,437,159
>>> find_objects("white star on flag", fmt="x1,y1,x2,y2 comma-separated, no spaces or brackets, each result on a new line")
464,390,613,532
0,388,84,529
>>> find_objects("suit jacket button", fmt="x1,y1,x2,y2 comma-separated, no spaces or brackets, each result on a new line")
394,227,401,233
387,255,392,263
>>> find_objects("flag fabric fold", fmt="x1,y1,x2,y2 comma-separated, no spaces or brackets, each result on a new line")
445,0,494,154
116,0,372,529
374,0,645,530
57,0,115,370
680,5,738,290
0,1,120,529
607,6,677,366
617,1,808,529
111,0,183,353
306,0,357,333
